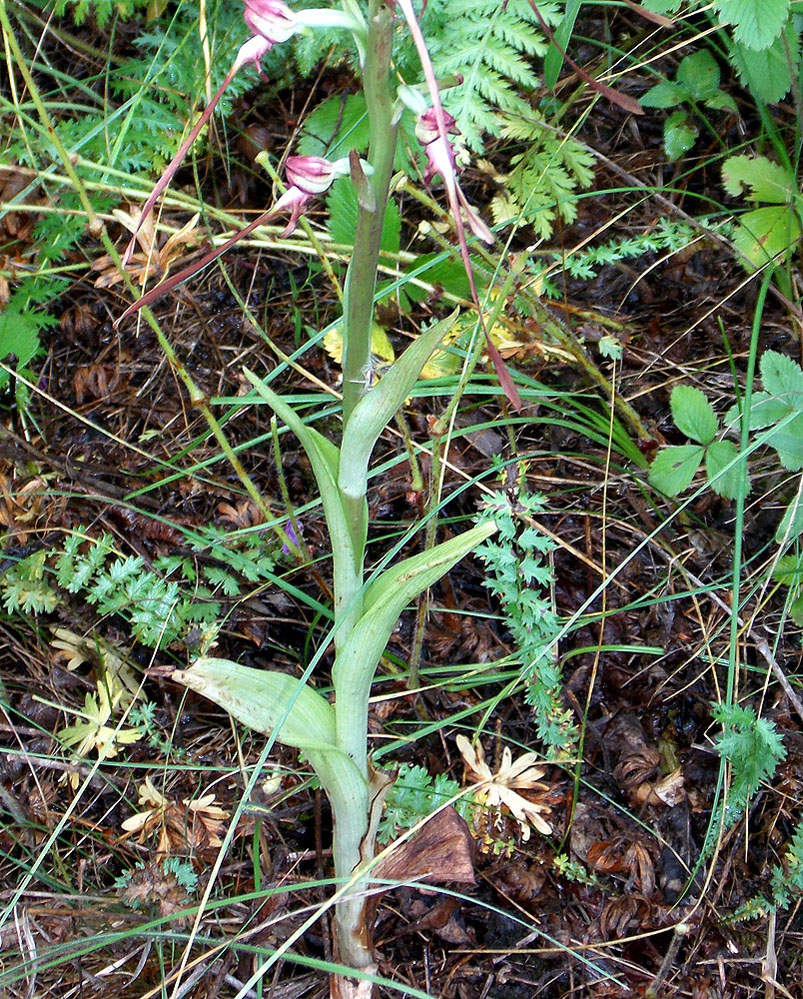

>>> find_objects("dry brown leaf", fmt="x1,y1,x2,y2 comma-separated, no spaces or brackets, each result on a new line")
93,207,201,288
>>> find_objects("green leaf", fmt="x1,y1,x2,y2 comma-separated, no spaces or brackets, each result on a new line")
732,206,802,269
174,658,337,751
402,254,471,304
791,594,803,627
775,495,803,544
0,310,44,389
762,414,803,470
339,310,460,502
649,445,705,496
643,0,682,10
676,50,722,101
730,26,798,103
760,351,803,405
332,521,497,766
773,555,803,587
713,701,786,822
664,111,697,161
326,176,401,255
716,0,790,51
542,0,580,89
671,385,718,444
722,155,795,204
296,94,371,160
641,80,684,109
705,440,746,499
243,369,366,602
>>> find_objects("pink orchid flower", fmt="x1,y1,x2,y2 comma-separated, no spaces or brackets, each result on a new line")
122,0,301,266
415,107,492,244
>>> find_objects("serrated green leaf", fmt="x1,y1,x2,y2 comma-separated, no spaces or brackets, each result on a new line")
705,441,746,499
174,658,337,751
649,445,705,496
716,0,790,51
722,155,795,203
726,391,789,432
762,414,803,470
326,177,401,255
791,594,803,626
671,385,718,444
730,26,797,102
760,351,803,406
339,311,460,502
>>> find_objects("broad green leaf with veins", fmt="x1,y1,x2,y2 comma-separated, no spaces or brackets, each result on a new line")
715,0,790,51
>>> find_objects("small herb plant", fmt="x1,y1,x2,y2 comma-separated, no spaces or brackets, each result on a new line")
476,490,576,754
642,0,800,104
648,384,744,500
377,763,469,844
1,525,278,648
649,352,803,540
641,49,736,162
712,701,786,828
109,0,509,991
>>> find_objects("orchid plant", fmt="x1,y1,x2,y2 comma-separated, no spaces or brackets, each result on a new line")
120,0,502,993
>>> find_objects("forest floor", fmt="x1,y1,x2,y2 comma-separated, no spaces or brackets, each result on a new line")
1,3,803,998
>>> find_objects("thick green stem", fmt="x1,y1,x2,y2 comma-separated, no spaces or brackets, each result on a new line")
341,4,399,424
309,749,374,972
328,5,398,984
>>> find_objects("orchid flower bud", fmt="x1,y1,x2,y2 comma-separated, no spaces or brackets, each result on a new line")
415,108,493,244
284,155,337,195
243,0,298,43
415,106,458,147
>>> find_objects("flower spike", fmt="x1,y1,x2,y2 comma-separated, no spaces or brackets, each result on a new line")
394,0,522,410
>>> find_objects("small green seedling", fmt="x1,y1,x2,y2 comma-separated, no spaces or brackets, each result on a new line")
649,384,744,499
713,701,786,827
641,49,736,161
